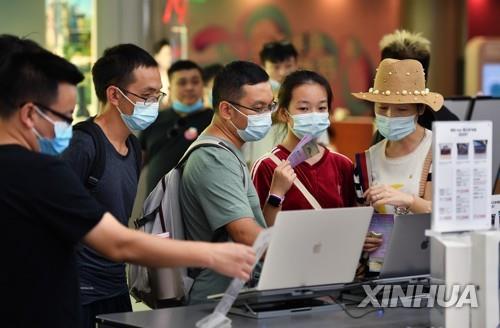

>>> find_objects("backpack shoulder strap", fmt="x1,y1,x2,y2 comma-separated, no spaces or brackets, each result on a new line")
178,139,247,189
418,146,433,198
267,153,322,210
73,117,105,189
176,139,224,167
354,150,372,200
128,134,143,179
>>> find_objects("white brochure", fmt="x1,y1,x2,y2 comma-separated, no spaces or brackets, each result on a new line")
492,194,500,229
196,228,273,328
432,121,492,232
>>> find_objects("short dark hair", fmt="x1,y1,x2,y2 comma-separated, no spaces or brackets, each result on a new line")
152,38,170,55
167,60,203,81
379,30,431,77
0,50,84,118
0,34,44,65
278,70,333,111
202,63,224,84
259,40,298,64
92,43,158,103
212,61,269,111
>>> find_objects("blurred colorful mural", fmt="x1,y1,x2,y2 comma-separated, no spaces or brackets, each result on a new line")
176,0,401,115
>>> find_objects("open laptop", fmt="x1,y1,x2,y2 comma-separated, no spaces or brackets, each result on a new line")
341,214,431,305
376,214,431,280
207,206,373,305
256,207,373,290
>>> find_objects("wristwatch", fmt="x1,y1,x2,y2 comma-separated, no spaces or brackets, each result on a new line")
394,206,410,215
267,193,284,208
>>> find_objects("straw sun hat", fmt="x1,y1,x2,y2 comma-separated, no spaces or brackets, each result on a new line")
352,58,444,111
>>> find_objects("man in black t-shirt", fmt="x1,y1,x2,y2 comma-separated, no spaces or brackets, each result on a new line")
61,44,168,327
0,35,255,328
140,60,213,193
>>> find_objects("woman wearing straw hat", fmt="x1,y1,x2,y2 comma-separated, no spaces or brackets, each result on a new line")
352,58,444,215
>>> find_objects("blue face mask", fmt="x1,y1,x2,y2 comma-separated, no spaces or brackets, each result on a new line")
172,99,204,114
208,91,213,108
229,104,272,142
33,108,72,155
291,112,330,139
375,114,416,141
117,89,159,131
270,79,281,93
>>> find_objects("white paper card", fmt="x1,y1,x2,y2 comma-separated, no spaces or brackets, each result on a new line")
432,121,492,232
492,194,500,230
196,228,273,328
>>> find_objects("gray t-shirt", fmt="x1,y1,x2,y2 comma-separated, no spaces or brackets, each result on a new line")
179,135,266,304
61,128,138,304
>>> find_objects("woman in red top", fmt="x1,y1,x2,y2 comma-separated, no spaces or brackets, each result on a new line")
251,70,357,227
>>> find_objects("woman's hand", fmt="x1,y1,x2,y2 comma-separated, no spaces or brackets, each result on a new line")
363,235,383,252
356,261,367,279
364,184,414,209
269,160,296,197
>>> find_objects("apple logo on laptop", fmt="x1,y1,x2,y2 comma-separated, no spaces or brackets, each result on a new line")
420,238,429,250
313,242,322,254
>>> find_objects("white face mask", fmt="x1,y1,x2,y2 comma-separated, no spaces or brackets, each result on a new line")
291,112,330,139
375,114,416,141
229,104,272,142
116,88,159,131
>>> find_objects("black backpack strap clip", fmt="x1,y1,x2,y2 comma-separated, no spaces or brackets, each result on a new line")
134,210,159,229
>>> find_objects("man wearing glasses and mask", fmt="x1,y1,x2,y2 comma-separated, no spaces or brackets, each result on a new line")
179,61,295,304
61,43,166,326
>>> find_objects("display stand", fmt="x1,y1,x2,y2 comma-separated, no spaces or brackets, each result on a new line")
470,230,500,328
425,230,500,328
226,285,344,319
230,295,340,319
427,121,496,327
426,230,472,328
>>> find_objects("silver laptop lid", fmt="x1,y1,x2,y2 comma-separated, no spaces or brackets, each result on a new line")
257,207,373,291
379,214,431,278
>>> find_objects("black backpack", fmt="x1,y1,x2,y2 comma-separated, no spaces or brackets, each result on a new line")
73,117,142,190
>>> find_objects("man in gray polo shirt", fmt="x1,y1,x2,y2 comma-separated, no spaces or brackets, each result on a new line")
180,61,296,303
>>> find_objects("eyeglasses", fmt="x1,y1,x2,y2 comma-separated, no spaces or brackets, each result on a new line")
119,88,167,106
227,100,278,114
33,102,73,124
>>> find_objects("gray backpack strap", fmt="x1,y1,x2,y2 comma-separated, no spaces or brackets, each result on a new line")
178,139,248,190
176,139,221,168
